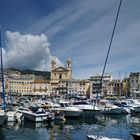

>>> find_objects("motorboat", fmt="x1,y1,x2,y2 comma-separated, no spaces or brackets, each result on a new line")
87,135,123,140
73,101,102,116
59,101,82,117
6,109,16,122
127,99,140,113
102,104,122,115
49,105,65,121
121,100,140,113
40,100,65,121
20,105,54,122
99,100,122,115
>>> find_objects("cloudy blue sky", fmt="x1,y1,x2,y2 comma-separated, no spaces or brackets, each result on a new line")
0,0,140,79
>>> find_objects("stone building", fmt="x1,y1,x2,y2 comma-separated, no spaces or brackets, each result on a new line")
32,79,51,96
129,72,140,97
7,73,35,95
50,58,72,95
89,73,112,98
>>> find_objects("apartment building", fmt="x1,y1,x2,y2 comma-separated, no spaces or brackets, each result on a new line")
129,72,140,96
89,73,112,98
7,73,35,95
32,79,51,95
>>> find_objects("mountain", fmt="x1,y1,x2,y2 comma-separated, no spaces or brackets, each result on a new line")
5,68,51,79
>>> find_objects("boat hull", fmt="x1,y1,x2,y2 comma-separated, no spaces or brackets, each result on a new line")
102,108,122,115
22,112,52,122
134,106,140,113
87,135,123,140
65,110,82,117
81,109,101,116
6,111,16,122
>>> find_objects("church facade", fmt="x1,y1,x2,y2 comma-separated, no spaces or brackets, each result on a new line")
50,58,72,95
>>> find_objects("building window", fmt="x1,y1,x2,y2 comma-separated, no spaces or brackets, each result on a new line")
59,74,62,79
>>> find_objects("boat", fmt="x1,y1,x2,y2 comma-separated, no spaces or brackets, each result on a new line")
49,105,65,121
6,109,16,122
120,100,139,113
21,105,54,122
41,100,65,121
113,101,132,114
87,135,123,140
51,108,65,121
127,99,140,113
102,105,122,115
59,101,82,117
14,111,23,123
99,100,122,115
5,106,23,122
131,132,140,140
73,101,102,116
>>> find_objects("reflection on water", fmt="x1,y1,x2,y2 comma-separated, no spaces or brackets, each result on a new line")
0,127,5,140
0,114,139,140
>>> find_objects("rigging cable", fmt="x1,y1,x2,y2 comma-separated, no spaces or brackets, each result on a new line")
97,0,123,99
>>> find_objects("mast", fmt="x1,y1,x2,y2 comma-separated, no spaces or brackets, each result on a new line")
0,27,6,110
95,0,123,102
119,71,121,97
125,72,128,97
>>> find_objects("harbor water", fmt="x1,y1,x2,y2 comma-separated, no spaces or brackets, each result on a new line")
0,114,139,140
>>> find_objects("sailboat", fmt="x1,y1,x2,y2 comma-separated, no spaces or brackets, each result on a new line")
0,27,7,126
87,0,125,139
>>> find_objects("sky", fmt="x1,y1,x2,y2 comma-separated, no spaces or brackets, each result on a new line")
0,0,140,79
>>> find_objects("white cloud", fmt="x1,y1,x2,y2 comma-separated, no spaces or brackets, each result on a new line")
25,0,140,79
3,31,63,71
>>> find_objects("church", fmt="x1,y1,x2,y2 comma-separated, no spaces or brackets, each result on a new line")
50,58,72,95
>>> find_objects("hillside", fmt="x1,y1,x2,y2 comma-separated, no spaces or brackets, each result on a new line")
5,68,51,79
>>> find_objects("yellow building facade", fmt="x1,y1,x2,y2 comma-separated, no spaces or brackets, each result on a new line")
7,74,35,95
50,58,72,95
32,79,51,95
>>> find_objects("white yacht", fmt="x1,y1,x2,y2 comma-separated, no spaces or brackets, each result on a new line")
99,100,122,115
59,101,82,117
102,105,122,114
42,100,65,121
6,109,16,122
73,101,102,116
21,107,54,122
87,135,123,140
121,99,140,113
113,101,132,114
